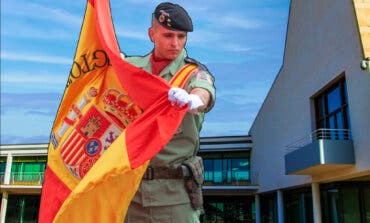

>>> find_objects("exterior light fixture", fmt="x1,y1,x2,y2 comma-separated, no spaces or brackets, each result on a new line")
360,57,370,73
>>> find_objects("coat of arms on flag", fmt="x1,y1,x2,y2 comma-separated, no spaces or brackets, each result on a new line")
52,86,142,179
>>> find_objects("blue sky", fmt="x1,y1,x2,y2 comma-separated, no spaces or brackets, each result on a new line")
1,0,290,144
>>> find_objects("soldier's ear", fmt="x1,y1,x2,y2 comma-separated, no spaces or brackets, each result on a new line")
148,27,155,42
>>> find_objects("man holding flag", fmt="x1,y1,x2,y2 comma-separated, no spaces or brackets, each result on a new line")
123,2,216,223
38,1,215,222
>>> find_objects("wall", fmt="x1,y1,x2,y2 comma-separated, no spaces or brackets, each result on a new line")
249,0,370,193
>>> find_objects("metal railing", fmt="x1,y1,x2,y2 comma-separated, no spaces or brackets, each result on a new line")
5,172,45,186
204,170,250,185
286,128,352,152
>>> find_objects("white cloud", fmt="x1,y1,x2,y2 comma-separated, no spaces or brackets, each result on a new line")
1,52,71,64
217,81,270,104
2,22,75,40
2,72,67,85
1,109,54,138
218,15,261,29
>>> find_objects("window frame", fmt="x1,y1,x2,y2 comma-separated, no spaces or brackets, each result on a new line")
201,151,250,185
313,76,351,140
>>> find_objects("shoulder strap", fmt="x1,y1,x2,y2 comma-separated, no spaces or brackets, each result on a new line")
169,64,198,88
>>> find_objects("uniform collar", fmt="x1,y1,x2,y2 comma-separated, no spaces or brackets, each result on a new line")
142,49,187,77
160,49,187,77
132,49,187,77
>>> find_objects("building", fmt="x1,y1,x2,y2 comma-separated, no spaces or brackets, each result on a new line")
0,136,256,223
0,144,46,223
249,0,370,223
199,136,257,222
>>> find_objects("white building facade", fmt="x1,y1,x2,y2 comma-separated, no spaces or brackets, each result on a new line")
250,0,370,222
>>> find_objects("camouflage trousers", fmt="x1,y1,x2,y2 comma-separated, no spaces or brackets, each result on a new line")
124,201,201,223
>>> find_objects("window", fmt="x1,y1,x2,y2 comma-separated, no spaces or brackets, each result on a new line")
202,152,250,185
202,196,255,223
0,156,6,184
260,193,277,223
6,195,40,223
321,182,370,223
364,187,370,223
314,77,351,140
10,156,46,185
284,188,313,223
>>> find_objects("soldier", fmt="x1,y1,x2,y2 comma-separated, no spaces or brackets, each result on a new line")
123,2,216,222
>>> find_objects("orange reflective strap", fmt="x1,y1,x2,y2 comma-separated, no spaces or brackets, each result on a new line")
169,64,198,88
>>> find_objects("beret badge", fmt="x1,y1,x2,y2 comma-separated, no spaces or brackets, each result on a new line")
159,10,170,23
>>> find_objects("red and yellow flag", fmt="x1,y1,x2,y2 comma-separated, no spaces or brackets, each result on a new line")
38,0,195,222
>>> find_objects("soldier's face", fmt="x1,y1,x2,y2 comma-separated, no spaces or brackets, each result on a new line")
149,22,187,60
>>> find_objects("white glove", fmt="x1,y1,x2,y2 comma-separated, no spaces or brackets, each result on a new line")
168,88,190,107
188,94,204,111
168,88,204,112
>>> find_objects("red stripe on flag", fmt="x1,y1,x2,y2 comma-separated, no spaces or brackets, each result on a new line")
38,167,71,223
125,101,187,168
60,130,79,157
66,142,85,165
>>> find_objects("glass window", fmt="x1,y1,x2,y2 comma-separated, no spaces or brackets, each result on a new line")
0,156,6,184
342,187,361,223
0,156,6,172
214,159,223,183
260,193,277,223
321,183,369,223
202,152,250,185
314,77,351,140
6,195,40,223
202,196,255,223
10,156,46,185
328,189,340,223
327,87,341,113
284,188,313,223
231,158,249,182
203,159,213,182
364,187,370,223
317,97,326,119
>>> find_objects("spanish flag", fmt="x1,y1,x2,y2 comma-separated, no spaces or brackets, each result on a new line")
38,0,196,222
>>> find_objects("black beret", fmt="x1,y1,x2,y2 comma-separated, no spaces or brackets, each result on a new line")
153,2,193,32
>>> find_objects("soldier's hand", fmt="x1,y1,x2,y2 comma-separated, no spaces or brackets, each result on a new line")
168,88,204,113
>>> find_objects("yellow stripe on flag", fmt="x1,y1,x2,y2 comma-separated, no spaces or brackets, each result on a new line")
54,132,148,222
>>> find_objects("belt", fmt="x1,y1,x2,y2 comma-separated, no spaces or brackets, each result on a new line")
142,165,191,180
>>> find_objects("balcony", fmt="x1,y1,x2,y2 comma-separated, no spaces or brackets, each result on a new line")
203,170,258,196
0,172,44,194
285,129,354,175
204,170,250,186
9,172,44,185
